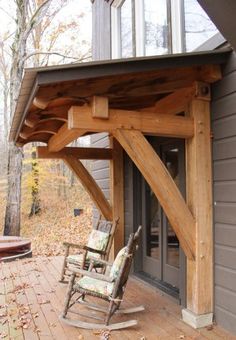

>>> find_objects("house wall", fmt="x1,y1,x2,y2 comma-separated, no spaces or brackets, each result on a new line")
91,0,236,334
212,51,236,334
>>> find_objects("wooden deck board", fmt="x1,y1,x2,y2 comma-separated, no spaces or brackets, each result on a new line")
0,256,235,340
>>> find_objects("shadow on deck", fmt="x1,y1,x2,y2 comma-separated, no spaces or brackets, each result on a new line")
0,256,234,339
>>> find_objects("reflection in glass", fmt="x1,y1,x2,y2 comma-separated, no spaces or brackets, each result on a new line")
120,0,134,58
146,188,160,259
184,0,218,51
165,148,180,268
144,0,169,56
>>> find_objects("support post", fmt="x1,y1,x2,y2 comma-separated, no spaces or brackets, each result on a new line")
110,136,124,258
183,97,213,328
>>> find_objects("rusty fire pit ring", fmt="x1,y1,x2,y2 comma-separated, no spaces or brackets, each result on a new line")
0,236,32,262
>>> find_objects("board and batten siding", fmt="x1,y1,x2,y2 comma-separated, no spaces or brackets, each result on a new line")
212,51,236,335
91,0,111,222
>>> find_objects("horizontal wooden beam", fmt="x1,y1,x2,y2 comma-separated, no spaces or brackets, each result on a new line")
64,155,113,221
68,106,194,138
47,123,87,152
36,146,113,160
114,129,196,260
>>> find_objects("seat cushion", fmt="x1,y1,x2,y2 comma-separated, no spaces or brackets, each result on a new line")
67,253,89,266
67,252,100,267
76,276,114,296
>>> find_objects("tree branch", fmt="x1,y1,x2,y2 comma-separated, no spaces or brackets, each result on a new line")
24,0,52,39
23,50,90,63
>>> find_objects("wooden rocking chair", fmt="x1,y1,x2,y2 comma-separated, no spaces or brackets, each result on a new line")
61,226,143,330
59,216,119,283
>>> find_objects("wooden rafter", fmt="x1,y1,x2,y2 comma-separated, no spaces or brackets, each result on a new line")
68,106,194,138
48,123,87,152
141,86,196,114
36,146,113,160
114,128,196,260
64,155,112,221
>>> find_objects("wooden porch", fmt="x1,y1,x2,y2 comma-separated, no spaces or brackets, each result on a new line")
0,256,234,340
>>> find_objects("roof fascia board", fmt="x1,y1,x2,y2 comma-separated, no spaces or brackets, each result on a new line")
14,79,39,142
36,49,232,86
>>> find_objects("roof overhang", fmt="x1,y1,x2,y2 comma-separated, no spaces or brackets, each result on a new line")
197,0,236,51
10,48,232,146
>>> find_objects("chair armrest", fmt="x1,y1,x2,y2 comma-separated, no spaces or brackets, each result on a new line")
83,246,106,255
63,241,86,250
69,267,114,283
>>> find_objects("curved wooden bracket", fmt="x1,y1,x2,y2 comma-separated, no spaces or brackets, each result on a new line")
63,155,113,221
114,129,196,260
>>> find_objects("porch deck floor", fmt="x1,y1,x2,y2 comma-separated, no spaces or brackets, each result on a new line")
0,256,235,340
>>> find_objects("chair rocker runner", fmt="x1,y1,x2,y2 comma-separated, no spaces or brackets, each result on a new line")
61,226,144,330
60,216,119,283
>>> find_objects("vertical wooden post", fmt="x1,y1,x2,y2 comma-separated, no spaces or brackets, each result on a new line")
110,136,124,258
184,97,213,328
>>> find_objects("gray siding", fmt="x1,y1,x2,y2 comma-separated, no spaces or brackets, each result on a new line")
91,133,110,221
212,51,236,335
92,0,111,60
91,0,111,221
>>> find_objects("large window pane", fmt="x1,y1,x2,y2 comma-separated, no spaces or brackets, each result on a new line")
120,0,134,58
184,0,218,51
144,0,169,56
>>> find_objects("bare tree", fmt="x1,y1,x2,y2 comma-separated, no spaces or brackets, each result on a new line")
4,0,51,236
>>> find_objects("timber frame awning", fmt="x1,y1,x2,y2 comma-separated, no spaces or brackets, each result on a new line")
10,48,233,322
10,48,231,145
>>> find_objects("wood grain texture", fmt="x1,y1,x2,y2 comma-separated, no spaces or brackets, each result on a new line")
37,146,113,160
69,106,194,138
186,99,213,314
114,129,196,260
92,96,109,118
64,155,112,220
48,123,87,152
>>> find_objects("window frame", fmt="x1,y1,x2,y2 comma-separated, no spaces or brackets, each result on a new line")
111,0,184,58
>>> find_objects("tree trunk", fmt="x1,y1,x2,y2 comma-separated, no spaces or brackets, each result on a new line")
3,0,28,236
29,149,41,217
4,142,23,236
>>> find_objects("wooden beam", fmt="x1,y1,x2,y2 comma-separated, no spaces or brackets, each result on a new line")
186,99,213,314
33,97,50,109
36,146,113,160
20,130,56,140
110,137,124,258
114,129,196,260
64,155,112,221
48,123,86,152
141,87,196,114
68,106,194,138
92,96,109,119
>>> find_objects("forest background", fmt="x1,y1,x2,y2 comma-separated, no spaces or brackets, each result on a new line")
0,0,93,255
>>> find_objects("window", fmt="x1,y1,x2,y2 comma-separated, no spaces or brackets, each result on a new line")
111,0,219,58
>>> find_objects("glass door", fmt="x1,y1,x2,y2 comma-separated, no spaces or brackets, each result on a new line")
140,138,185,294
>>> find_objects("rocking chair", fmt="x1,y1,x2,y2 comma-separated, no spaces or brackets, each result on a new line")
61,226,143,330
60,216,119,283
